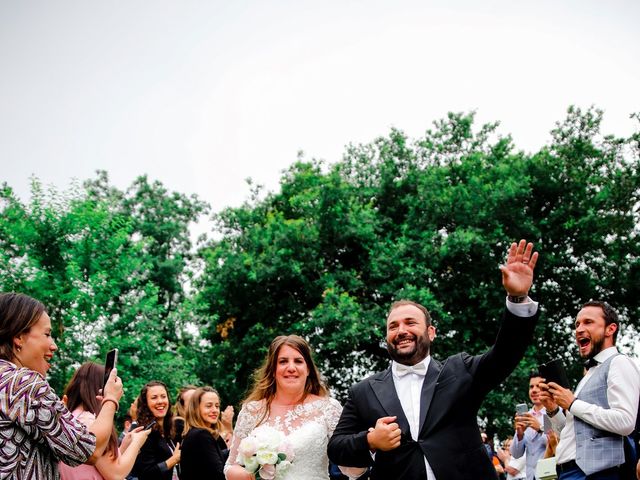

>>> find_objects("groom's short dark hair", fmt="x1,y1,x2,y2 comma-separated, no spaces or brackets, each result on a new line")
388,300,432,326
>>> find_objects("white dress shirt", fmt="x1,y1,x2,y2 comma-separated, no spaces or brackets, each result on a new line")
552,346,640,465
506,452,527,480
392,356,436,479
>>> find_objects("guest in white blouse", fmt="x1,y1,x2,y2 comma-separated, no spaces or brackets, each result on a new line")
497,437,526,480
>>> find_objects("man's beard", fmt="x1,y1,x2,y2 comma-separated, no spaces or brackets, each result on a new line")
582,334,606,359
387,332,431,366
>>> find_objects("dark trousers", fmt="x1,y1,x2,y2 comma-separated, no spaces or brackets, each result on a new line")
557,460,620,480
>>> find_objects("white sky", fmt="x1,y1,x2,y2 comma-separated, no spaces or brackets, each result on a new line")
1,0,639,226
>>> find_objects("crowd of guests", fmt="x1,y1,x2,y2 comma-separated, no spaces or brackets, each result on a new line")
0,292,357,480
0,292,235,480
481,422,559,480
1,239,639,480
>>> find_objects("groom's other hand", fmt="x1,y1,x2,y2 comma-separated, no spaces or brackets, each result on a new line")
367,416,401,452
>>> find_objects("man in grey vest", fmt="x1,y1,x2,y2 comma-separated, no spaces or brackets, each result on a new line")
539,301,640,480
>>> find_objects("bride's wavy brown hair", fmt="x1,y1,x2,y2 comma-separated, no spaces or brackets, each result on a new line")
244,335,328,425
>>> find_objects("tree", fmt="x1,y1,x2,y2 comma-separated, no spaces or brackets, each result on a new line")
196,107,640,437
0,173,205,416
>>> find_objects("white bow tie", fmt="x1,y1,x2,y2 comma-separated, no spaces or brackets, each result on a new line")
396,363,427,377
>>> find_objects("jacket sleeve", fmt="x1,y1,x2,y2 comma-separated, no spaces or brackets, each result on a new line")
327,385,375,468
468,308,539,398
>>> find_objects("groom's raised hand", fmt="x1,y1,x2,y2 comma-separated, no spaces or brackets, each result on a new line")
499,239,538,296
367,416,401,452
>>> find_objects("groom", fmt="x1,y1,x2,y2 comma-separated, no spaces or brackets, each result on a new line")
328,239,540,479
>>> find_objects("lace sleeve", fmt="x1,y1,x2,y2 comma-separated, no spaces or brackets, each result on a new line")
324,397,343,438
224,401,263,471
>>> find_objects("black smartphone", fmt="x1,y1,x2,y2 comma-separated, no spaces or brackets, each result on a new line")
538,358,570,389
144,420,157,430
103,348,118,388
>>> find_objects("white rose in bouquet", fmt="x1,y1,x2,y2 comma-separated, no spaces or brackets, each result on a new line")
238,426,294,480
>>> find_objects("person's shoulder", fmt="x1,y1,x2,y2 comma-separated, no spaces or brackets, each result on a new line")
0,359,45,382
611,352,640,374
306,394,340,409
184,427,213,442
351,368,391,390
74,409,96,427
305,393,331,402
325,396,342,409
0,361,50,396
242,399,266,414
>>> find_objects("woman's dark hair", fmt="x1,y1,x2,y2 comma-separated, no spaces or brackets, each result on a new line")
137,380,174,439
63,362,119,458
183,386,221,438
0,293,46,361
244,334,328,425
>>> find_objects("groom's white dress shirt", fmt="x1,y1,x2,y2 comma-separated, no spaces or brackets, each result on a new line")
392,356,436,479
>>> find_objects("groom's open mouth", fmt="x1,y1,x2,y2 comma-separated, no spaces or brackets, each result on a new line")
395,335,416,349
577,336,591,354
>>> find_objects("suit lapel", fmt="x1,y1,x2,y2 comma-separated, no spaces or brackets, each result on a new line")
370,368,411,434
418,358,442,434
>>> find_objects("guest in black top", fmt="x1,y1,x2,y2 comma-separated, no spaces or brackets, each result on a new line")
180,386,228,480
131,381,181,480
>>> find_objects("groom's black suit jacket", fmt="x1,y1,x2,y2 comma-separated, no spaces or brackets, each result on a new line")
328,308,538,480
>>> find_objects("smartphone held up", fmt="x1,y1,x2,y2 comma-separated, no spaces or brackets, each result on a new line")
103,348,118,388
515,403,528,415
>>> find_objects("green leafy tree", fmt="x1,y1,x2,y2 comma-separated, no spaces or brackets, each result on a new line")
197,107,640,438
0,173,205,416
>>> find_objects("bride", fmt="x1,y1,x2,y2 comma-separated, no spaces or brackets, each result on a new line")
224,335,365,480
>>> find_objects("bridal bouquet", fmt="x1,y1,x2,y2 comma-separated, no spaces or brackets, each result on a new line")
237,425,295,480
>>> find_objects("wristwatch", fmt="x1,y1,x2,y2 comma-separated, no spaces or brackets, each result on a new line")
507,294,527,303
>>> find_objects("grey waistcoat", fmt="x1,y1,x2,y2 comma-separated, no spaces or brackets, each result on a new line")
574,353,624,475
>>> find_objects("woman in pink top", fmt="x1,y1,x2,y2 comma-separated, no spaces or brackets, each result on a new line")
59,362,151,480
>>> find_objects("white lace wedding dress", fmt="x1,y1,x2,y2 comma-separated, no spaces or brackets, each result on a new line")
225,396,343,480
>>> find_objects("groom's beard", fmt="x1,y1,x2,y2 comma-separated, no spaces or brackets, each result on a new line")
387,332,431,366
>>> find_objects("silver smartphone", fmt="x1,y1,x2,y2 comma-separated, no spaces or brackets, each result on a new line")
515,403,528,415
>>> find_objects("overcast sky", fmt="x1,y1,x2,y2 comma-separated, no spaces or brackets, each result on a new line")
1,0,639,223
